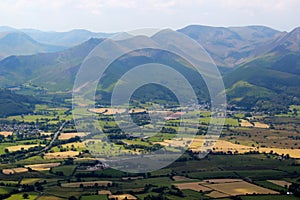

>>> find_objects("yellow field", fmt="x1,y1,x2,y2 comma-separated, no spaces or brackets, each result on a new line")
175,179,278,198
239,119,253,127
6,144,45,152
61,181,112,188
253,122,269,128
173,176,197,182
0,131,13,137
204,180,279,197
259,147,300,158
40,132,53,136
98,190,112,195
268,180,292,188
61,142,86,149
44,151,79,159
25,162,61,171
2,167,28,175
158,137,300,158
156,137,205,148
88,108,126,115
173,182,212,192
59,132,89,140
108,194,137,200
206,191,229,198
128,109,147,114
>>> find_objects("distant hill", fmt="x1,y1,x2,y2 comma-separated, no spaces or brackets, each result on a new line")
22,28,114,47
0,31,65,59
178,25,285,67
0,38,103,90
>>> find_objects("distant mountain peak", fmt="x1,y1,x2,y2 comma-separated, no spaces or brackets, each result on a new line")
269,26,300,54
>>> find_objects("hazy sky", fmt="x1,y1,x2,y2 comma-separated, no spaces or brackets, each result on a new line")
0,0,299,32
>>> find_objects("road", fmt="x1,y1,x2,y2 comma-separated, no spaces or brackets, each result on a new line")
40,121,67,153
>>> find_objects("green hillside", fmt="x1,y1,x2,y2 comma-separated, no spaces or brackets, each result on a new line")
0,89,39,117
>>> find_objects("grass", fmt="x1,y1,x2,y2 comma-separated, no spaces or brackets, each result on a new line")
241,195,300,200
187,171,239,180
43,186,83,198
20,178,42,184
0,143,14,154
254,181,288,192
118,177,173,189
5,192,38,200
37,196,65,200
85,140,130,157
81,195,108,200
0,187,14,195
236,170,288,180
52,165,77,176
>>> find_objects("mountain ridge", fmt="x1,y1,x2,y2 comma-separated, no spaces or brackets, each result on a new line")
0,24,299,112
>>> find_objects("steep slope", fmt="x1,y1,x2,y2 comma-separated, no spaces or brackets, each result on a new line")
269,27,300,54
0,32,65,59
178,25,285,67
224,27,300,111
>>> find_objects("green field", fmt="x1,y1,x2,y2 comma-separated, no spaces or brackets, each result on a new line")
5,192,38,200
52,165,77,176
81,195,108,200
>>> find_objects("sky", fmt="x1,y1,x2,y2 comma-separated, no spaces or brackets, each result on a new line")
0,0,299,33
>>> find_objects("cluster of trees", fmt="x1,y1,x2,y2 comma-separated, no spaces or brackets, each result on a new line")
0,89,39,117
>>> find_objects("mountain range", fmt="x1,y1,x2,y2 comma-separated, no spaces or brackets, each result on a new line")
0,25,299,113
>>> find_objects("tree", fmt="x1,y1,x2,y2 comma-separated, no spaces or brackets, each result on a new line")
23,193,29,199
293,108,298,116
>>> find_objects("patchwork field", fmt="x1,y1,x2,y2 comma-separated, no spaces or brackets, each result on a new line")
157,137,300,158
175,179,279,198
204,180,279,197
